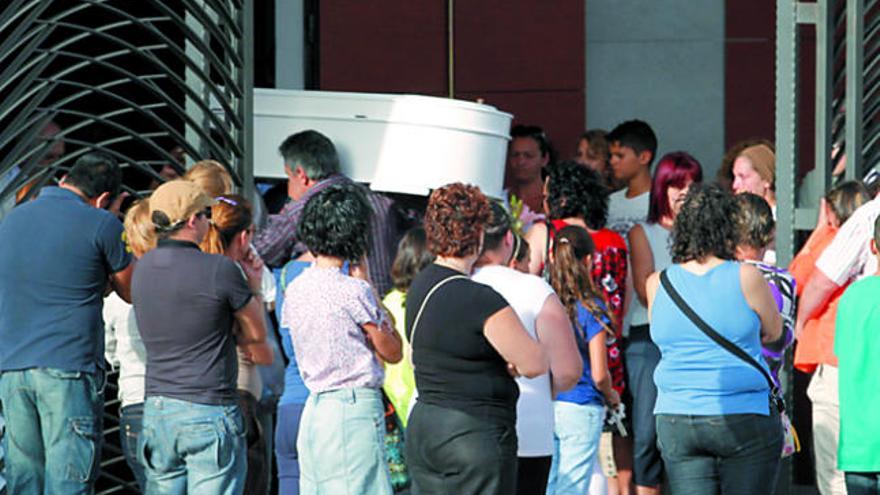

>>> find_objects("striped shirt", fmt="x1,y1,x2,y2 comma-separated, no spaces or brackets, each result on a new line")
816,197,880,285
253,173,399,296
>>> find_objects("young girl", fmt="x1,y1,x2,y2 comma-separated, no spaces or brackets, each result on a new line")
546,225,620,494
282,184,402,494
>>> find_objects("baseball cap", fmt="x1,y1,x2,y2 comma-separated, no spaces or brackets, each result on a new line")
149,180,217,229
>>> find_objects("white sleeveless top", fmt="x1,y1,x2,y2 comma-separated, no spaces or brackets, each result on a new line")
628,222,672,327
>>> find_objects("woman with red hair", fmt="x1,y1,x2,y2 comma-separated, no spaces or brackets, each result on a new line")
626,151,702,493
405,183,548,494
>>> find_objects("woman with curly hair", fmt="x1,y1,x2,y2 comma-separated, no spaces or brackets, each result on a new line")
405,183,548,494
645,184,783,494
282,183,402,494
626,151,702,493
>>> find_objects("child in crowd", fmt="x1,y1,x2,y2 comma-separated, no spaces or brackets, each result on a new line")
606,120,657,236
546,225,621,494
282,183,402,494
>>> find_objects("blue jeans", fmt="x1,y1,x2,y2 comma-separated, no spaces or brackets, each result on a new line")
298,388,391,495
276,402,306,494
120,403,146,491
546,401,604,494
140,396,247,495
0,368,104,494
624,325,663,487
846,472,880,495
656,410,783,495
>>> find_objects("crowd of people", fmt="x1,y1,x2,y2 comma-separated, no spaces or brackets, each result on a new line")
0,119,878,495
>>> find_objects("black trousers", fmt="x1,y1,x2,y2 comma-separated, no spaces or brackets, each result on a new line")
407,401,517,494
516,456,552,495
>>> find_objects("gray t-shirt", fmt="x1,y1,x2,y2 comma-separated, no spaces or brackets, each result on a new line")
132,239,252,405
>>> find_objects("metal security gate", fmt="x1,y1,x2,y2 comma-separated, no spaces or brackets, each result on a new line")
776,1,877,494
776,0,879,266
0,0,253,208
0,1,253,492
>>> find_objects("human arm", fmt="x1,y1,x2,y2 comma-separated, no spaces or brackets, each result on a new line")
646,271,660,320
795,270,840,338
362,317,403,364
534,294,582,396
252,201,301,267
740,263,783,344
484,306,549,378
234,297,274,365
109,261,135,303
627,224,654,307
350,264,402,363
588,329,620,407
524,221,548,275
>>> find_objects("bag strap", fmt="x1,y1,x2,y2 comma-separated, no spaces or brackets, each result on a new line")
409,274,469,351
659,269,783,408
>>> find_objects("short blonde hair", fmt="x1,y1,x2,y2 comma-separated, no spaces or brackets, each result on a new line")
183,160,234,197
124,199,156,258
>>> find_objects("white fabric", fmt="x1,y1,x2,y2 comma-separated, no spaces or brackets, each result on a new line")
808,364,847,495
472,265,556,457
627,222,672,327
607,189,649,238
816,197,880,285
103,293,146,408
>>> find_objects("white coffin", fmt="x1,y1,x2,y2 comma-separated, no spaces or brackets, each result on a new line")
252,89,513,198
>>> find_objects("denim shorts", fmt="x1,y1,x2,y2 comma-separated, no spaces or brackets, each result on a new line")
297,387,392,495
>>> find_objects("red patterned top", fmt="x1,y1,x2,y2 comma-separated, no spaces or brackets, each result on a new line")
549,220,628,395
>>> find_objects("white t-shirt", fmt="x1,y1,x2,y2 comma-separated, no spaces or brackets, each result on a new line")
103,293,147,408
607,189,650,238
472,265,555,457
816,197,880,284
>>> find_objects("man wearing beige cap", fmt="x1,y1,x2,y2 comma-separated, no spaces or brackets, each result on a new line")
132,180,273,494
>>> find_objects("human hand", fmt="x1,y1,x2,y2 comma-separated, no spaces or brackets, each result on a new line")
506,363,520,378
606,389,621,408
817,198,830,229
350,257,370,281
108,191,130,217
241,246,264,294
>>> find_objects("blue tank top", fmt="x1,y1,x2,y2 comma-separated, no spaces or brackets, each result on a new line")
651,262,771,416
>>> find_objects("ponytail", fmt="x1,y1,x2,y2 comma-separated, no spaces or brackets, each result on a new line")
199,194,252,255
549,226,614,337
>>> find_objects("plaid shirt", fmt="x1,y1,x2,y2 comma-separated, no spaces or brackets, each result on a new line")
253,173,399,296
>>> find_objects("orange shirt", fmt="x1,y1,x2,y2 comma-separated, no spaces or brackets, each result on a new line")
790,225,845,372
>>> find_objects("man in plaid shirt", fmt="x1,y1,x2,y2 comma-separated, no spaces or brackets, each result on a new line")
253,130,400,296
